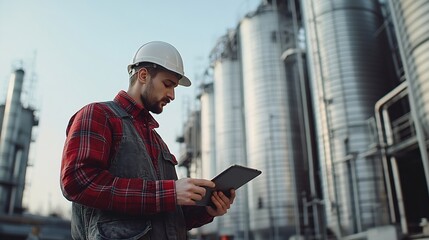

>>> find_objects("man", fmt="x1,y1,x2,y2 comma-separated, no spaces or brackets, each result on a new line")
60,41,235,239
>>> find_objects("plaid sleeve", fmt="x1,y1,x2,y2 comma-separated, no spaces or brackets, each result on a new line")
182,206,214,230
60,103,176,215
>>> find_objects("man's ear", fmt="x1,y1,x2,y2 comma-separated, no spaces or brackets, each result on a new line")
137,68,148,84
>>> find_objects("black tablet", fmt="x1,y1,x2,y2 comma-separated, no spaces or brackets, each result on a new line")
195,164,262,206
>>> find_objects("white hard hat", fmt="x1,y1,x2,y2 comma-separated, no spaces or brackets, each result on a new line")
127,41,191,87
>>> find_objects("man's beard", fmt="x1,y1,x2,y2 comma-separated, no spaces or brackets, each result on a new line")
141,94,163,114
140,79,170,114
141,89,171,114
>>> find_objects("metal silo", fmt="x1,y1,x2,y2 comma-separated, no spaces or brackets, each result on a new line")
198,82,219,237
200,82,216,181
212,30,249,239
0,69,25,214
301,0,392,237
387,0,429,193
240,3,306,239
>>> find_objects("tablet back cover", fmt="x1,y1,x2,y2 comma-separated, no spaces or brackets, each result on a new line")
213,165,261,191
195,165,261,206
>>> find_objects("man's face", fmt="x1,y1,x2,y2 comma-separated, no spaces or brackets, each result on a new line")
140,70,179,114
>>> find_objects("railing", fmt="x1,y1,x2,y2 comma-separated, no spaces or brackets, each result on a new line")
391,112,416,144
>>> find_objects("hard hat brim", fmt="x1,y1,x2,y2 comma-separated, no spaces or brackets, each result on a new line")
179,76,191,87
128,63,191,87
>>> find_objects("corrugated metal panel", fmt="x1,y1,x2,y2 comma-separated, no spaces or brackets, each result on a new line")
240,4,304,237
200,83,216,180
388,0,429,136
301,0,391,236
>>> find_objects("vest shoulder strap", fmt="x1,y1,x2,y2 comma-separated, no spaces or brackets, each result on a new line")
101,101,130,118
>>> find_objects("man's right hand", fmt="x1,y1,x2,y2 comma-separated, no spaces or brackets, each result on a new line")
175,178,215,205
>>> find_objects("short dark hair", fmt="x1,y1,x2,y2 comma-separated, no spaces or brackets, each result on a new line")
129,62,181,85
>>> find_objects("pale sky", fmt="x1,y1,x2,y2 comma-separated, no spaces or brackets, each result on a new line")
0,0,260,217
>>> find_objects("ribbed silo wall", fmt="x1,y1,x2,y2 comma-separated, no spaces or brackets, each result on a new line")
213,50,248,238
200,83,216,180
388,1,429,136
240,4,306,238
199,83,218,235
301,0,391,236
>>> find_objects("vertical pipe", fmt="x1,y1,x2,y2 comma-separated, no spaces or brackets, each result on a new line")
289,0,325,238
374,82,407,223
391,157,408,234
350,154,362,232
0,69,24,214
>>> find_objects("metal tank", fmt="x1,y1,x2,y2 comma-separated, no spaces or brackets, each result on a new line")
212,30,250,239
387,0,429,136
239,3,306,239
387,0,429,193
198,82,219,236
301,0,392,236
200,82,217,182
0,69,25,214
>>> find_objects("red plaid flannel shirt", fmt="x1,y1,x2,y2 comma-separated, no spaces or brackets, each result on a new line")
60,91,213,229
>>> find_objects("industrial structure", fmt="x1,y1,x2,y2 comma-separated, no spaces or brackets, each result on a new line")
176,0,429,239
0,68,71,239
0,69,37,215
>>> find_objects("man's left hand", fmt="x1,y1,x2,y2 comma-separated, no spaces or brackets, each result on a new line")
206,189,236,216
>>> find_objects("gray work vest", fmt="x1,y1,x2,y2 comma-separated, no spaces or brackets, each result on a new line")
71,101,187,240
